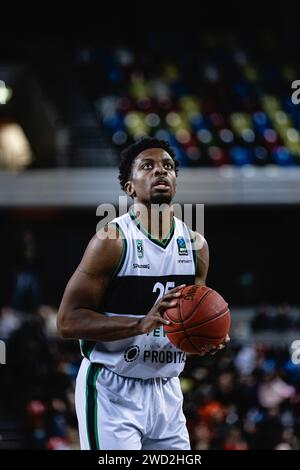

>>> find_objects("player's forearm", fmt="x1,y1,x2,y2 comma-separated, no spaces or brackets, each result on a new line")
57,307,143,341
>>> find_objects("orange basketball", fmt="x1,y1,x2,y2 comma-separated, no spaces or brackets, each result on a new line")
164,285,231,354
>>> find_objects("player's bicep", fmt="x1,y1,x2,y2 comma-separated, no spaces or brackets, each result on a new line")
60,268,110,312
59,228,123,311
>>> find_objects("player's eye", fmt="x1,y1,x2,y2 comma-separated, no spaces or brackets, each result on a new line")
142,163,153,169
164,163,174,169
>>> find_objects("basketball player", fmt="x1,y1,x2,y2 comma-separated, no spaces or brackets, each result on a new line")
57,137,228,450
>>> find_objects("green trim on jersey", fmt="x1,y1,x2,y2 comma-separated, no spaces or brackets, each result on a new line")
189,229,198,274
86,363,102,450
129,208,175,249
80,339,96,360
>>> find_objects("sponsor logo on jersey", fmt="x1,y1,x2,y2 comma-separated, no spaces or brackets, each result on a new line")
124,345,186,364
177,236,188,255
124,345,140,362
136,239,144,258
178,259,192,263
133,263,150,269
143,349,186,364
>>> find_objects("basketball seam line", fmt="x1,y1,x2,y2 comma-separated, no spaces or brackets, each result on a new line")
169,287,212,327
190,305,229,327
182,289,222,326
179,291,204,354
167,303,228,326
167,308,230,335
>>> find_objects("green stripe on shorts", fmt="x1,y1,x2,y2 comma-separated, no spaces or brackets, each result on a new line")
86,363,101,449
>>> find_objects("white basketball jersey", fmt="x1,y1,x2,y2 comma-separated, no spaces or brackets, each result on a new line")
80,210,197,379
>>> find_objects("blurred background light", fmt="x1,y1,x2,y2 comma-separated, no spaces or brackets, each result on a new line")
197,129,212,144
0,80,12,105
0,123,32,170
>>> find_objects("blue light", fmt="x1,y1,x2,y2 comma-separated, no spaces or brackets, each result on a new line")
230,147,252,166
272,147,294,166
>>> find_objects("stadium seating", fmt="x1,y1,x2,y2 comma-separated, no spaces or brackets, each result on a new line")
74,34,300,167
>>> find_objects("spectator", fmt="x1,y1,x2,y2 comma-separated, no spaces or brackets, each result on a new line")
258,372,296,409
0,306,21,340
223,427,248,450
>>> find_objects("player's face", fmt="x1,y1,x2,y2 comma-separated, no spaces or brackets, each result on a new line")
127,148,177,205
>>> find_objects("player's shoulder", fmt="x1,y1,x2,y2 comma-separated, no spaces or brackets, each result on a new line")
89,222,125,257
79,227,124,276
95,221,126,243
106,212,131,232
188,228,207,251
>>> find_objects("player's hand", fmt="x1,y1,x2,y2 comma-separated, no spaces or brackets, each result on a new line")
138,284,186,334
203,334,230,356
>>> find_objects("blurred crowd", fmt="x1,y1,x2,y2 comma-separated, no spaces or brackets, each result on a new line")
0,305,81,449
251,302,300,332
0,228,299,449
76,33,300,167
1,302,300,450
182,341,300,450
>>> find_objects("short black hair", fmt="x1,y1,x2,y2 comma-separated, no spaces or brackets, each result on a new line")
118,137,179,190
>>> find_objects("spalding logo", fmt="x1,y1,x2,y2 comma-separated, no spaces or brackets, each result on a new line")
183,285,199,301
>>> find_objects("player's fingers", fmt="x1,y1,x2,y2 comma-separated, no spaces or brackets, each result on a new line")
217,335,230,349
157,316,172,326
162,284,186,301
151,311,172,325
209,347,219,355
163,291,182,301
167,284,186,295
158,300,178,311
154,285,185,306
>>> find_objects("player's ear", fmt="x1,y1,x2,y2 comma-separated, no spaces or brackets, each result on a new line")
124,181,136,198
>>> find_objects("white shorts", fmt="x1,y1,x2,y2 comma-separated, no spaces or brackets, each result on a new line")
75,358,190,450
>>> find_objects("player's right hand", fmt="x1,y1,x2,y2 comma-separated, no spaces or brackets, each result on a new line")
138,284,186,334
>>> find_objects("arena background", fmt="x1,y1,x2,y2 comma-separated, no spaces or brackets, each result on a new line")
0,7,300,450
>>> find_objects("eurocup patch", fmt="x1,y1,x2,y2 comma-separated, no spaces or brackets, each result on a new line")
177,236,188,255
136,239,144,258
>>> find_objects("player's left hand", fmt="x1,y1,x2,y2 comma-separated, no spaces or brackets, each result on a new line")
199,335,230,356
208,334,230,355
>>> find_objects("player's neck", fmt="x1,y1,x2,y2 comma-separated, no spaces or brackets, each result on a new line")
130,202,174,242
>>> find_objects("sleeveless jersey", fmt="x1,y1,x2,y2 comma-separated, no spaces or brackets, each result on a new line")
80,210,197,379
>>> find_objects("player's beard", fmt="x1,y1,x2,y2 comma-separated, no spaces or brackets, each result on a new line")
150,194,172,205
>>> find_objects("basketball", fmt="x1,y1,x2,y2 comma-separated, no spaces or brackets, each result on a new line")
163,285,231,354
